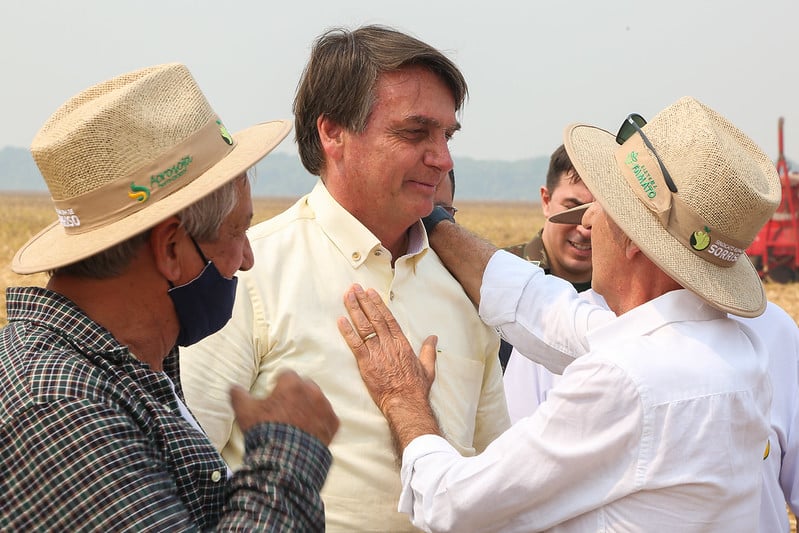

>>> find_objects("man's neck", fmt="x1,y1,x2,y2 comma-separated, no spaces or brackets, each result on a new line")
320,178,416,265
47,271,176,372
386,230,411,266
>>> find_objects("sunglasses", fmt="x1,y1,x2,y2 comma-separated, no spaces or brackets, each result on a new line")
615,113,678,193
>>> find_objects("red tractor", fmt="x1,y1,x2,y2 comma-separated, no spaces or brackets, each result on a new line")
747,117,799,283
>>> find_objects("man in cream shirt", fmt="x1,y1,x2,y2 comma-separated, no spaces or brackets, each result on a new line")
180,25,509,531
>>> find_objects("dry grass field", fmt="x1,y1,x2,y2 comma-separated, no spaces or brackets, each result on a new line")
0,195,543,325
2,192,798,325
1,193,797,529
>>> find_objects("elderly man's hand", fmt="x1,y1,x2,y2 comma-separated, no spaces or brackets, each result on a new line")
337,284,440,452
231,371,339,446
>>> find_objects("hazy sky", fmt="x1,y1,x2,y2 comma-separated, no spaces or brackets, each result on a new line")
3,0,798,162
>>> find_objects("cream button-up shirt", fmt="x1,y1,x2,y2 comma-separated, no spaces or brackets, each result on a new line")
180,181,509,532
398,251,771,532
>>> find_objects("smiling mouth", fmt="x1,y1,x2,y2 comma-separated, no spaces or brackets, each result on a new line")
570,241,591,252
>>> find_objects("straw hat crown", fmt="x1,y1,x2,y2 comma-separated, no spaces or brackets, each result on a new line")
564,96,781,317
14,62,291,274
642,97,779,245
32,64,214,201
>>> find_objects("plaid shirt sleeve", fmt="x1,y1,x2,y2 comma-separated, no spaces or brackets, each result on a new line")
221,423,332,531
2,393,331,531
1,287,332,532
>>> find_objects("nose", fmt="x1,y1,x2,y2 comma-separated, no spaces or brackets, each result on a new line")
581,203,598,230
240,236,255,271
425,135,454,174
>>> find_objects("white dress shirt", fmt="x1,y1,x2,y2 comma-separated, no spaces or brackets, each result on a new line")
398,251,771,532
180,181,509,532
504,294,799,533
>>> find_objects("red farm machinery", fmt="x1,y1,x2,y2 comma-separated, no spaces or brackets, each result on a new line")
747,117,799,283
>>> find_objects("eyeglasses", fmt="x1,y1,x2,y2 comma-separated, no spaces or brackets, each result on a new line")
437,204,458,217
615,113,678,193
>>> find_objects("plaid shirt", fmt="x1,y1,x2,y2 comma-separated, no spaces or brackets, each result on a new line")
0,286,331,531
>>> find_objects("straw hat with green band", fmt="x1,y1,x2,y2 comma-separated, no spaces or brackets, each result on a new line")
13,62,291,275
561,96,780,318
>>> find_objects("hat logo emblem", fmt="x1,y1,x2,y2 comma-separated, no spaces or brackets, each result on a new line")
690,227,711,251
217,119,233,145
625,151,657,199
128,183,151,203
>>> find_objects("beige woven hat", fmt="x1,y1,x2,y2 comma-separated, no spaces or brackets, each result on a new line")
13,62,291,274
563,96,781,317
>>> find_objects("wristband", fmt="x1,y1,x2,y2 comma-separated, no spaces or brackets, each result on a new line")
422,205,455,235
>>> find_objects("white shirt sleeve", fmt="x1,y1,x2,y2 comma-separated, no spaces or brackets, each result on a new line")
398,357,644,532
502,289,615,425
479,250,614,374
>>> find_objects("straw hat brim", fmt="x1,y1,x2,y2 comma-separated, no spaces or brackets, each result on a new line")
564,124,765,317
13,119,292,274
548,203,591,225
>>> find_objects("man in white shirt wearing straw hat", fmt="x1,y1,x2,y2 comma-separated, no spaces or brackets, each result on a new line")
0,62,338,531
505,187,799,532
504,284,799,532
338,96,780,531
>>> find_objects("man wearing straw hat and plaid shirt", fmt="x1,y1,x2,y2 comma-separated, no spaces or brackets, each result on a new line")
337,96,780,531
0,63,339,530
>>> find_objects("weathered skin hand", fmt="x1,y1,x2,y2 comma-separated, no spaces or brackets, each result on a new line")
231,370,339,446
337,284,441,453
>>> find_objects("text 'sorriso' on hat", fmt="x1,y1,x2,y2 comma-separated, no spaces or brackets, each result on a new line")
13,62,291,275
562,96,781,318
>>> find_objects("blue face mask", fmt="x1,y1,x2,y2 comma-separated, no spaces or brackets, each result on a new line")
168,236,238,347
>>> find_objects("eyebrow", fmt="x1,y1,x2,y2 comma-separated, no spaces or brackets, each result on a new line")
406,115,461,136
237,211,254,231
561,196,589,205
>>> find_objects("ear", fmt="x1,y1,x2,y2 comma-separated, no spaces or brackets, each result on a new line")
317,114,345,161
540,186,552,216
625,238,641,260
149,216,185,283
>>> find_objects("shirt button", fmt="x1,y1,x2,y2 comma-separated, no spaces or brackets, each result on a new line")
352,251,361,261
211,470,222,483
389,291,395,301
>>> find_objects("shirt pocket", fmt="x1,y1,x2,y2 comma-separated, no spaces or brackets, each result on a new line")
429,351,486,456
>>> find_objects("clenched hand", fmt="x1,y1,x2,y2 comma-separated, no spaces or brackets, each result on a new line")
231,370,339,446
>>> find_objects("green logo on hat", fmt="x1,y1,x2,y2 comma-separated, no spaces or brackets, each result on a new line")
625,151,658,199
217,119,233,145
691,227,711,251
150,156,193,189
128,183,151,202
